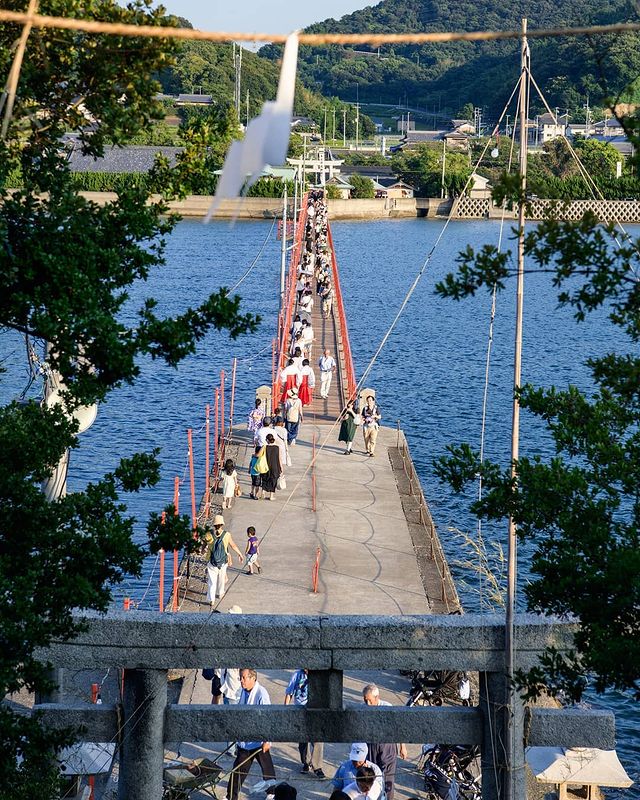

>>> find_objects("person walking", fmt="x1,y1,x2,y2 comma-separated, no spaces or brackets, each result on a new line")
298,359,315,407
261,433,282,501
362,684,406,800
244,526,261,575
227,669,276,800
221,458,239,509
285,388,303,445
338,400,359,454
203,516,244,608
362,396,381,458
247,398,265,438
248,445,262,500
318,349,336,399
273,416,290,471
284,669,325,778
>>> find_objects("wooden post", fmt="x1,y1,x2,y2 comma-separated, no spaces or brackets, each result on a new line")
205,404,210,520
187,429,196,531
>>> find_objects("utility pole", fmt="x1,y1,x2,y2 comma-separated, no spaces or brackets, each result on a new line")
233,43,242,122
355,102,360,151
343,108,347,147
323,107,327,143
505,114,510,136
505,17,529,800
584,96,591,138
332,108,336,143
440,138,446,199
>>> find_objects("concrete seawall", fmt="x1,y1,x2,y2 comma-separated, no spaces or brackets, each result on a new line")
77,191,640,223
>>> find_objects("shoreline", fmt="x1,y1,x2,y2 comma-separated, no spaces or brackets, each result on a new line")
76,191,640,223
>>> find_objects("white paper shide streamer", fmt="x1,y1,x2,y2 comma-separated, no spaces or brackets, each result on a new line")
205,32,299,220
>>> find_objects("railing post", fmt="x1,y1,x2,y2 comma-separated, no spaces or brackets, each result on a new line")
308,669,343,709
118,669,167,800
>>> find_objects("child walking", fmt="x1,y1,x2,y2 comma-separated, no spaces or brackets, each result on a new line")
248,446,262,500
244,526,261,575
221,459,238,510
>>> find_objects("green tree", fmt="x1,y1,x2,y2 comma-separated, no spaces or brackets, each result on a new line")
0,3,258,796
572,136,622,179
350,174,376,198
325,183,342,199
434,175,640,700
391,143,441,196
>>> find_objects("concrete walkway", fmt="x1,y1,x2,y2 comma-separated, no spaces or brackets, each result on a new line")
186,421,429,617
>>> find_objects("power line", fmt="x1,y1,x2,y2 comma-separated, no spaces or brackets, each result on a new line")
2,9,640,47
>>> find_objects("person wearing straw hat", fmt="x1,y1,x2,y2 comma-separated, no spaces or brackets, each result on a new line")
284,387,303,446
203,516,243,608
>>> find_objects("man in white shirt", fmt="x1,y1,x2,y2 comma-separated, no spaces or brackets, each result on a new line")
362,684,406,800
318,349,336,399
344,765,384,800
332,743,384,798
227,669,276,800
255,417,273,448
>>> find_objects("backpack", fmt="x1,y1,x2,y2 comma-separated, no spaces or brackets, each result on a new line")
210,533,228,568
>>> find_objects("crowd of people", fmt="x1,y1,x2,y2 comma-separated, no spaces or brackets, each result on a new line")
191,195,413,800
200,654,407,800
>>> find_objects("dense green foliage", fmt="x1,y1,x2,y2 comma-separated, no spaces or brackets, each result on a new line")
434,175,640,699
349,174,376,198
261,0,640,118
0,3,258,796
391,143,472,196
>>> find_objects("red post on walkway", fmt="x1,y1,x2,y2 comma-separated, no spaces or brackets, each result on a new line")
312,547,321,593
220,370,225,452
123,597,131,611
205,404,210,520
272,337,277,402
187,428,196,531
213,387,220,482
159,511,166,612
172,476,179,611
229,357,237,433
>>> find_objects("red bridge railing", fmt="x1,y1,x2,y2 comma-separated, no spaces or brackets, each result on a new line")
327,224,357,405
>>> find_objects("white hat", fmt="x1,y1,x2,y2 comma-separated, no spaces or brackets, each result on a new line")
349,743,368,761
213,514,225,526
228,605,242,614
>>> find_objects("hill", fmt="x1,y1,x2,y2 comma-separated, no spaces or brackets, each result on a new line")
260,0,640,119
158,33,375,136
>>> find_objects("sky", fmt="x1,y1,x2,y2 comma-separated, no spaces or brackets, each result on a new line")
158,0,375,37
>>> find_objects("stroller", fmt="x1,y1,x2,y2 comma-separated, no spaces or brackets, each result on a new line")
418,744,481,800
163,745,278,800
405,671,472,707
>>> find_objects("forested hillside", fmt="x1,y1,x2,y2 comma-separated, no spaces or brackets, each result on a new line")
260,0,640,118
158,22,375,136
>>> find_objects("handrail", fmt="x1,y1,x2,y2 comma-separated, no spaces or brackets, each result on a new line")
326,224,357,404
274,193,308,404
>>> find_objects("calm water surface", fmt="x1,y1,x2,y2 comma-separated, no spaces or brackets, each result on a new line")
1,216,636,791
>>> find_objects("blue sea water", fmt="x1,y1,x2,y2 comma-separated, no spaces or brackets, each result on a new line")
0,216,636,791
